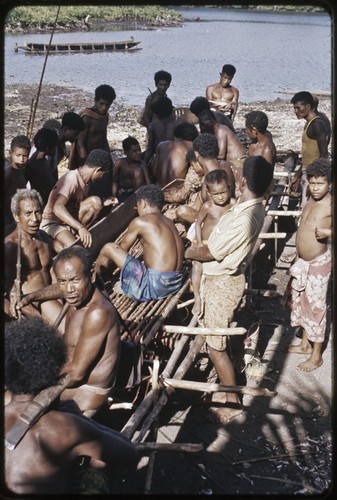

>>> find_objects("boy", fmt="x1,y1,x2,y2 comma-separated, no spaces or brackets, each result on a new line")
96,185,184,302
69,84,116,170
191,169,235,316
26,127,59,205
206,64,239,122
139,69,172,129
287,158,332,372
112,136,151,202
5,134,31,230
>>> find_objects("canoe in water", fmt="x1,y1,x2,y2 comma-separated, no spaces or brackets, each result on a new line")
14,39,141,54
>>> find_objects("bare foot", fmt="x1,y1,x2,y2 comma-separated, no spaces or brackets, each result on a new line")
280,252,296,263
296,358,323,372
207,404,245,424
287,343,313,354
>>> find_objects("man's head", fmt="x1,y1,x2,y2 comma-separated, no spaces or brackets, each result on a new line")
154,70,172,95
136,184,165,213
193,133,219,162
11,188,44,235
245,111,268,136
9,135,31,170
173,122,199,141
290,91,315,120
205,169,231,207
5,317,67,396
61,112,85,143
122,136,141,161
33,128,58,155
151,96,174,119
85,149,113,182
186,148,203,176
220,64,236,87
198,109,217,133
242,155,274,197
189,96,211,117
306,158,331,201
94,84,116,115
53,245,95,307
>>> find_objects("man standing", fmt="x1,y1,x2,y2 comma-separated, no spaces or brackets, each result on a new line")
17,246,121,415
290,91,329,207
185,155,273,423
139,70,172,129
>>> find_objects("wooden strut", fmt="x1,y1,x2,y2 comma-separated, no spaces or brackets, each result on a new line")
161,325,246,336
161,378,277,397
27,5,61,139
135,442,203,453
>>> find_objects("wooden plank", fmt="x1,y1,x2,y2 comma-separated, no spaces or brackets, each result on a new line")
161,325,246,336
161,378,277,397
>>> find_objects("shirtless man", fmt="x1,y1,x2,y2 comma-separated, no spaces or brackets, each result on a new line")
287,159,332,372
17,246,121,414
143,96,177,170
191,169,236,316
312,95,331,145
189,96,235,133
199,109,246,165
112,136,151,202
5,134,31,233
69,84,116,170
152,122,199,188
5,189,63,325
5,316,137,494
139,69,172,129
245,110,277,166
206,64,239,122
290,91,329,208
96,185,184,302
40,149,116,253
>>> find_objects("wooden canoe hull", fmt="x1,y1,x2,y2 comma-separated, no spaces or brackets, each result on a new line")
15,40,141,54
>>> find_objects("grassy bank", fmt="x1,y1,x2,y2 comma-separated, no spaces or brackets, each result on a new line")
4,6,182,32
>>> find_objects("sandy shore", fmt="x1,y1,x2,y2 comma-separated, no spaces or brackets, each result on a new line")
4,83,332,159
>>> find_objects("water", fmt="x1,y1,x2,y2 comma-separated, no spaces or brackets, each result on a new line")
4,7,331,107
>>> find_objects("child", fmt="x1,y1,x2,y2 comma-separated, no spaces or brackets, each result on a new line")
69,84,116,170
26,128,59,205
206,64,239,122
112,136,151,203
287,158,332,372
4,134,31,230
245,110,277,167
191,169,235,316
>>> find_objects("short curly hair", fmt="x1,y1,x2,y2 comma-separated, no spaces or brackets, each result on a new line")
86,149,113,171
5,317,67,396
10,135,31,152
193,133,219,159
245,111,269,133
136,184,164,209
306,158,331,182
53,245,94,276
95,84,116,103
11,188,44,216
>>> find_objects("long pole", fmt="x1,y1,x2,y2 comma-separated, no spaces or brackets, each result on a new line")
27,6,61,139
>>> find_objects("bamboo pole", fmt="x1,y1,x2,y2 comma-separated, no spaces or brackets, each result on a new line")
267,210,302,217
15,228,22,321
27,6,61,139
161,325,246,336
161,378,277,397
136,442,203,453
258,232,287,239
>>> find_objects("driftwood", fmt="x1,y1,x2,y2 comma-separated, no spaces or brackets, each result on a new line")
161,378,277,397
161,325,246,336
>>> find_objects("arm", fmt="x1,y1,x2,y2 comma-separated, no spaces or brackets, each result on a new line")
231,87,239,122
144,125,155,167
53,194,92,247
17,283,62,309
141,161,152,185
75,117,90,165
112,160,121,198
313,120,329,158
194,203,210,246
185,244,213,262
217,128,227,160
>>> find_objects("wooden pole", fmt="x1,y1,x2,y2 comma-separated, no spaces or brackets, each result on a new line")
27,6,61,139
15,228,22,321
161,325,246,336
136,442,203,453
161,378,277,397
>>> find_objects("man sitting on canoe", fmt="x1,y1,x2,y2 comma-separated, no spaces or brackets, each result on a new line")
95,184,185,302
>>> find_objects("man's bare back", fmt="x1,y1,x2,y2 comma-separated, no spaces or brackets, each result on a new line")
153,140,190,188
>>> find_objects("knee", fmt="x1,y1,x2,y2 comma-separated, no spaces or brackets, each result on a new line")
88,196,103,211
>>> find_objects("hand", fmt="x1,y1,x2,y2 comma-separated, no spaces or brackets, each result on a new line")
315,226,330,240
103,197,119,207
78,226,92,247
164,208,177,221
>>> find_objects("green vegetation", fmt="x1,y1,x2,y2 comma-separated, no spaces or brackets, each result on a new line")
5,5,182,30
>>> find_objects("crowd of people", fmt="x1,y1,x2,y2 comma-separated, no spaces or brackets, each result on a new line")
4,64,332,494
